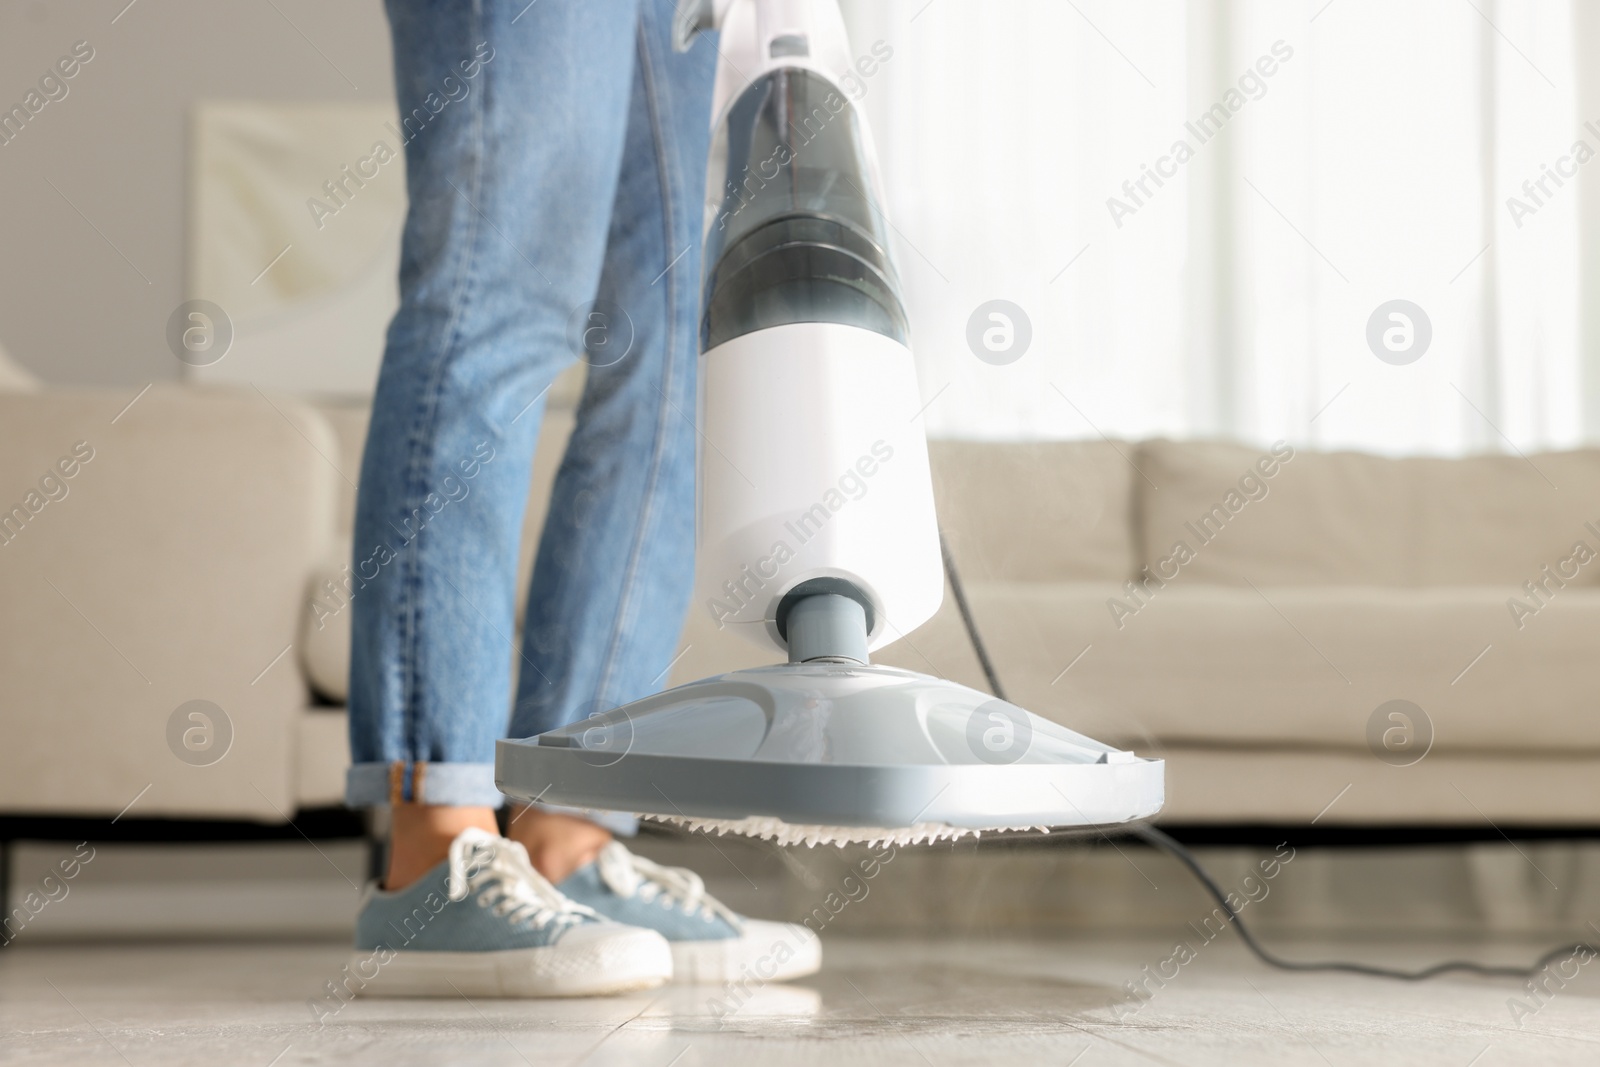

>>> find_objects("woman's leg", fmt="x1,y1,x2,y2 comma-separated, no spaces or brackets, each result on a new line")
507,0,717,873
346,0,646,888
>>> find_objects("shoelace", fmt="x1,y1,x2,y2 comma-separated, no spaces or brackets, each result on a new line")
595,842,742,928
445,828,597,931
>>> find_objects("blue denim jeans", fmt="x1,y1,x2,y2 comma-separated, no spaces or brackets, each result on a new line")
345,0,716,826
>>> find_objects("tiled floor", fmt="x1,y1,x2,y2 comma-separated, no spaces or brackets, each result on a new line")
2,936,1597,1065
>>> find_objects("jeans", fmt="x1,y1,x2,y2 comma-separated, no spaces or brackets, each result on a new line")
345,0,716,826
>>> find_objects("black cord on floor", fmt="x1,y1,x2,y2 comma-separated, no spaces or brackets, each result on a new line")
1134,824,1595,980
937,523,1600,983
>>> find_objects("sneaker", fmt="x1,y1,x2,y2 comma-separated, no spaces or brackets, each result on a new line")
558,841,821,985
349,828,672,997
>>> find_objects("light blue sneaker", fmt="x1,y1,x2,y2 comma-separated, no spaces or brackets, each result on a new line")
558,841,821,985
348,828,672,998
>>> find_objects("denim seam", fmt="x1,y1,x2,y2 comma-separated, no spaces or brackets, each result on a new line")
396,0,490,768
593,18,682,704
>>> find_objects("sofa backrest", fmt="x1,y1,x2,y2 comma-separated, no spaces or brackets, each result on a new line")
928,439,1136,582
1136,438,1600,586
318,409,1600,593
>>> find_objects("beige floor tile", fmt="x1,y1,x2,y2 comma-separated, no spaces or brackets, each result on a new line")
2,936,1598,1065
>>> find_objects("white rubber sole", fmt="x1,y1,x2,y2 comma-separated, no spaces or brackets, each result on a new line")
353,925,673,998
671,920,822,985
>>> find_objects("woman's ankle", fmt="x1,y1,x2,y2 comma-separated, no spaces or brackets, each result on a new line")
505,806,613,883
385,804,499,890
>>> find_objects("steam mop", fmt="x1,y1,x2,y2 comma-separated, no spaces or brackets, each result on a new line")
495,0,1164,847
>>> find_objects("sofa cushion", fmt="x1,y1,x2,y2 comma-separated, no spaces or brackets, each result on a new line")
940,580,1600,754
314,403,369,538
929,439,1135,582
676,570,1600,756
301,548,355,702
1138,439,1600,586
1411,451,1600,584
0,387,337,819
295,706,351,808
1159,747,1600,825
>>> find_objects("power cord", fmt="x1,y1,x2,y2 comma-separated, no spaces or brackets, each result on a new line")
937,525,1599,982
1134,823,1593,980
938,529,1007,700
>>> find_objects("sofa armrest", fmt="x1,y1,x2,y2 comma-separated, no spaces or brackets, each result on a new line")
0,386,339,820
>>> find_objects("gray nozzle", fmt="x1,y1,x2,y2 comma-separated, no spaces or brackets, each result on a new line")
784,593,870,666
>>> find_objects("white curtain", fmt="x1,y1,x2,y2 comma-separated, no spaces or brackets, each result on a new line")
842,0,1587,456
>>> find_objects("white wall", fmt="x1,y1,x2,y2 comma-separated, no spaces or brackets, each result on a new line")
0,0,394,386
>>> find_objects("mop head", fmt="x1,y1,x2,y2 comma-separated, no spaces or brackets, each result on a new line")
496,664,1166,849
648,813,1055,849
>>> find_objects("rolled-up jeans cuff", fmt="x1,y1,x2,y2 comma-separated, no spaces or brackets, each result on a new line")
345,761,505,808
523,803,639,837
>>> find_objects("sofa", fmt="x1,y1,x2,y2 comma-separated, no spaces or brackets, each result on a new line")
4,383,1599,827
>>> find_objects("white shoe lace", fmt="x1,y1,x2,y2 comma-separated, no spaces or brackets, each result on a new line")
445,828,597,931
595,841,742,928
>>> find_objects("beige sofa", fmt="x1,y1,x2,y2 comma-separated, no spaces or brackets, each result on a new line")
5,384,1599,826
